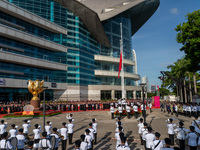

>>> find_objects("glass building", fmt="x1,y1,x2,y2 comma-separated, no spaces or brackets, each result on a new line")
0,0,159,101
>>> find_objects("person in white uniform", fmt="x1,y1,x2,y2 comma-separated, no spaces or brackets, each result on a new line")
110,104,115,119
141,123,148,149
67,119,74,145
152,132,164,150
74,140,81,150
39,132,52,150
137,118,144,145
51,128,61,150
174,121,189,150
45,121,52,137
118,105,123,118
166,118,176,146
85,129,92,150
22,120,31,139
186,126,198,150
33,124,41,149
80,134,87,150
0,132,13,150
0,120,7,139
66,114,74,122
16,128,27,150
133,104,138,118
92,118,98,144
143,127,155,150
126,104,131,119
191,116,200,132
9,124,18,138
116,137,130,150
59,122,68,150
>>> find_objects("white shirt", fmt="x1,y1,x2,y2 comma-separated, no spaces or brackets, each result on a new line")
67,123,74,134
22,123,31,134
115,132,121,147
0,124,7,134
198,106,200,111
118,107,122,113
141,105,146,110
142,128,148,140
126,106,130,112
0,139,13,150
110,106,115,113
45,125,52,135
84,134,92,149
59,127,68,140
148,103,152,108
166,123,176,134
16,134,27,149
152,140,164,150
116,145,130,150
192,120,200,131
92,123,98,133
133,105,138,112
174,127,189,140
33,128,41,139
66,115,74,122
192,106,197,112
186,132,198,146
137,123,144,134
50,133,60,148
9,129,18,137
80,141,87,150
88,128,95,141
144,133,155,148
39,139,52,150
175,105,178,111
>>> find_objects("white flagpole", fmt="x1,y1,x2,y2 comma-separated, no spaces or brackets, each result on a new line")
120,23,125,99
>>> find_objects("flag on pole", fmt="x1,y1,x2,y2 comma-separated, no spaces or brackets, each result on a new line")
118,51,122,78
157,85,160,91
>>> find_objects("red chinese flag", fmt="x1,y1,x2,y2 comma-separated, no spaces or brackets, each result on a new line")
118,51,122,78
157,85,160,91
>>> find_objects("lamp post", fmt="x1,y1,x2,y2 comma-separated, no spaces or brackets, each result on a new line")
139,83,146,123
42,87,48,132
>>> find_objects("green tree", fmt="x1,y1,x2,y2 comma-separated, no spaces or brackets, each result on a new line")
159,87,170,97
175,10,200,72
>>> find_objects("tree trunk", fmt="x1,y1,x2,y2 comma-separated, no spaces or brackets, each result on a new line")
181,85,184,103
189,73,192,102
183,78,187,103
176,84,179,100
193,72,197,94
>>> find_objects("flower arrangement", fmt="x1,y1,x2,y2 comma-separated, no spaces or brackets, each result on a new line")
114,109,142,116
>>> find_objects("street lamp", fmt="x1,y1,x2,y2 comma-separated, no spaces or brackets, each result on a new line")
139,83,146,123
42,87,48,132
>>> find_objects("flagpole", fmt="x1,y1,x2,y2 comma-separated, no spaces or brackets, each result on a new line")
120,23,125,99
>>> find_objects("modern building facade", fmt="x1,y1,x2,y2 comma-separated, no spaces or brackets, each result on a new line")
0,0,159,101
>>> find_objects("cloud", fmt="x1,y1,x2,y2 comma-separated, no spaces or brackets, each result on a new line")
170,8,180,15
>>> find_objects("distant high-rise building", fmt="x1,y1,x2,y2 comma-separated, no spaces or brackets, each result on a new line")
151,85,156,93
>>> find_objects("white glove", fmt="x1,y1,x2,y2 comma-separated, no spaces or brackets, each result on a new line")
5,122,7,124
50,122,52,125
28,120,31,123
39,125,41,128
15,125,18,129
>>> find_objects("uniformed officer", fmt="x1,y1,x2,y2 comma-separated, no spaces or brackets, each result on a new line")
126,104,131,119
115,127,123,148
74,140,81,150
0,120,7,139
116,136,130,150
51,128,61,150
141,103,146,117
22,120,31,139
110,104,115,119
0,132,13,150
137,118,144,145
133,104,138,118
152,132,164,150
85,129,92,150
166,118,176,146
59,122,68,150
26,141,34,150
80,134,87,150
39,132,52,150
9,124,18,138
148,102,152,113
186,126,198,150
191,116,200,132
67,119,74,145
92,119,98,144
174,121,188,150
162,138,173,150
118,105,123,118
175,103,178,117
88,123,95,149
45,121,52,137
144,127,155,150
141,123,148,148
66,114,74,122
33,124,41,149
16,128,27,150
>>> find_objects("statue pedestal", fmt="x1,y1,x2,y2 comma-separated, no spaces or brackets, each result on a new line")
31,100,40,111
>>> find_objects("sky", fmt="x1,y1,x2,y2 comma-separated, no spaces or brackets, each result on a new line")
132,0,200,90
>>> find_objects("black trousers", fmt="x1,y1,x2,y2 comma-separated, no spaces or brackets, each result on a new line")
127,112,130,119
143,140,147,150
190,146,197,150
91,140,94,150
135,112,138,118
120,113,122,118
94,133,97,144
68,133,73,144
111,113,114,119
140,135,143,145
62,139,67,150
179,139,185,150
53,148,58,150
169,134,174,146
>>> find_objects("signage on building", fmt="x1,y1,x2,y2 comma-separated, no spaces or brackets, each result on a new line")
0,78,5,85
51,82,57,88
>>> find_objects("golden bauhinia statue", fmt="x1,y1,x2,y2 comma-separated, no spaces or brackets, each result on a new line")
28,79,44,111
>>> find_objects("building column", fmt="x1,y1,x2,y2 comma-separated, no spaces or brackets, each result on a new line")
141,91,143,100
111,90,115,100
124,90,127,99
133,91,136,99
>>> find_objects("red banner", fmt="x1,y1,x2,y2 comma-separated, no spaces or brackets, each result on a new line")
118,51,122,78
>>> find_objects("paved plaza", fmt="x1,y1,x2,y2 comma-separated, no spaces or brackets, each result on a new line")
2,109,199,150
